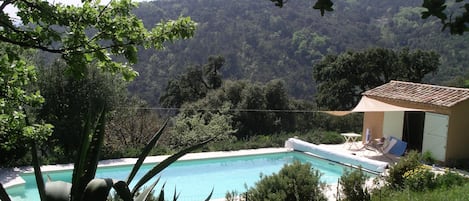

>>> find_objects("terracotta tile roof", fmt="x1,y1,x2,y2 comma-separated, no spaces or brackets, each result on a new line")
362,80,469,108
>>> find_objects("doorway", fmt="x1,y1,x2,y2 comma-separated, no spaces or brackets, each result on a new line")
402,111,425,151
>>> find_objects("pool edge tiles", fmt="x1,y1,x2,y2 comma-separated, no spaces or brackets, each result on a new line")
1,147,291,189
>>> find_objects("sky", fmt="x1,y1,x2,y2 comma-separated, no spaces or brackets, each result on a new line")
3,0,150,20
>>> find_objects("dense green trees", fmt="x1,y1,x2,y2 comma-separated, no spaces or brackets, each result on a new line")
129,0,469,105
270,0,469,35
0,0,196,80
169,106,236,150
103,100,167,159
159,55,224,108
179,79,295,137
313,48,440,110
172,78,352,139
36,60,129,162
0,0,196,166
0,43,53,166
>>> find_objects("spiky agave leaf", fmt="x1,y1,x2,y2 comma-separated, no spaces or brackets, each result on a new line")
173,187,180,201
71,103,106,201
127,119,169,184
31,142,46,201
131,137,213,195
112,180,133,201
204,188,214,201
134,177,161,201
157,183,166,201
0,183,12,201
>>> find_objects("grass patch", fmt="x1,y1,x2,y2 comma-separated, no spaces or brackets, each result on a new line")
371,183,469,201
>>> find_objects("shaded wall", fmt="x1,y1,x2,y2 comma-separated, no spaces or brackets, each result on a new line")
362,112,384,142
446,100,469,163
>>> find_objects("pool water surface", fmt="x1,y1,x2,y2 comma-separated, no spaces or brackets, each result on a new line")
6,151,369,200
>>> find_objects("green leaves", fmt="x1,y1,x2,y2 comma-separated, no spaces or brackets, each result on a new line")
70,103,106,201
267,0,468,34
1,0,197,81
421,0,447,20
246,161,327,201
313,48,440,110
270,0,284,7
312,0,334,16
0,44,52,164
149,17,197,49
269,0,334,16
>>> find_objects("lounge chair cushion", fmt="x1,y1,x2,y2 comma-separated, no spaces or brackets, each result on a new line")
384,137,407,156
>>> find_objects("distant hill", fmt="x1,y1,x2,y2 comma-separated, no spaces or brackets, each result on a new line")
128,0,469,106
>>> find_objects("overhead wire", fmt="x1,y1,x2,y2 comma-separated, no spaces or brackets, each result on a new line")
114,106,325,113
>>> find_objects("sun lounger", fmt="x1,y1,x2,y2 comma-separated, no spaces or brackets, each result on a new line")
364,136,407,157
385,136,407,156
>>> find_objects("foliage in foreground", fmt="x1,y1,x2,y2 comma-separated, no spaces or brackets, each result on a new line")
338,168,370,201
0,119,214,201
244,160,327,201
0,0,195,167
370,151,469,200
385,150,421,189
370,182,469,201
0,43,54,166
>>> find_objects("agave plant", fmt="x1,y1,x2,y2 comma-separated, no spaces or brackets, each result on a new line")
0,104,214,201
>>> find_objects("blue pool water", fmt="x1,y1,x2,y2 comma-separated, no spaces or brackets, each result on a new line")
6,151,370,200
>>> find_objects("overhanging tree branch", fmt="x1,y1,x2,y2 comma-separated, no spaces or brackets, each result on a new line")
0,35,64,53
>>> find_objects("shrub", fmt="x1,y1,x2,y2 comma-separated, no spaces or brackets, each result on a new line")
246,160,327,201
168,110,236,150
301,130,344,144
320,131,345,144
386,150,421,189
339,167,370,201
403,165,436,191
225,190,245,201
420,151,436,165
435,170,469,188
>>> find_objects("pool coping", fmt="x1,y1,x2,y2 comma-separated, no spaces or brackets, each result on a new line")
1,147,291,189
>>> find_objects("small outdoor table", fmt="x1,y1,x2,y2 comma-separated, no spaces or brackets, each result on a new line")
341,133,362,150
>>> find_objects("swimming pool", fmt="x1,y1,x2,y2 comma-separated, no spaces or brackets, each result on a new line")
6,151,372,201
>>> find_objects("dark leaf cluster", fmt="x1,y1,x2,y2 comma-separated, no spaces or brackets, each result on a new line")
313,48,440,110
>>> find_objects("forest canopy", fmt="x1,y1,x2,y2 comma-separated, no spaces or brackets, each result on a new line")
129,0,469,106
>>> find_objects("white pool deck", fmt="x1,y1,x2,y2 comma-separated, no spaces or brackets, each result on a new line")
1,143,397,201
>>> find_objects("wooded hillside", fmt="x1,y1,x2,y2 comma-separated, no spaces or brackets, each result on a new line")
129,0,469,105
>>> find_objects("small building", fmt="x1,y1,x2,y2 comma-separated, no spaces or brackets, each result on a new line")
357,80,469,163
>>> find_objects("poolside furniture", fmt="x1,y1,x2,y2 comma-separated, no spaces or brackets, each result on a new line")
363,136,407,158
384,136,408,156
363,137,386,151
341,132,362,150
